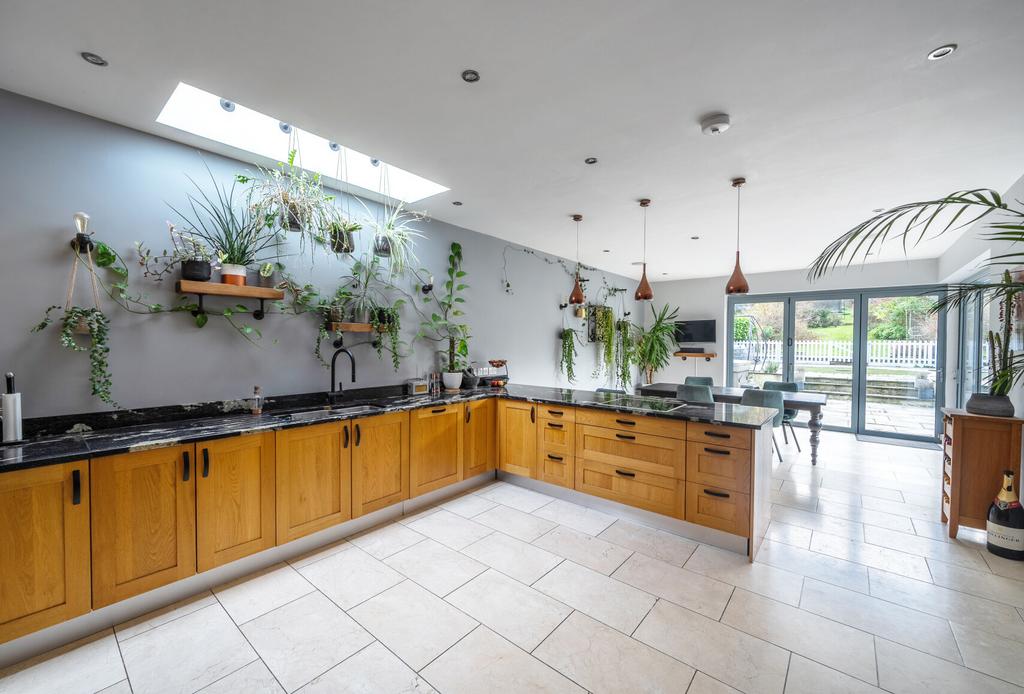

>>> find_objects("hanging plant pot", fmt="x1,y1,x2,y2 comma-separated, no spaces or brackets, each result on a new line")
373,308,395,327
280,204,303,231
72,315,91,336
219,264,248,286
349,307,372,324
966,393,1015,417
328,305,347,323
330,226,355,254
180,259,212,282
373,235,392,258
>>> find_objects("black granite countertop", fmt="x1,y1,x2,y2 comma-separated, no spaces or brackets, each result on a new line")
0,384,775,473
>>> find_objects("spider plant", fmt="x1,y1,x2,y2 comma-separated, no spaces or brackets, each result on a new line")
357,197,425,276
635,303,680,384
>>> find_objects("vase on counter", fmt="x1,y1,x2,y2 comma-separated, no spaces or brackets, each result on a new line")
442,372,463,390
966,392,1015,417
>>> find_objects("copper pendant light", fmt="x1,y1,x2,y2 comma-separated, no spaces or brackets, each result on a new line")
569,214,585,305
725,177,750,295
634,198,654,301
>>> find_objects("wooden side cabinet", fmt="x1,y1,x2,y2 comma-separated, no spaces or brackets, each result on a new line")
464,398,497,478
197,432,276,571
276,421,351,543
943,408,1024,538
91,445,196,608
0,461,91,644
410,404,464,497
352,411,410,517
498,400,537,478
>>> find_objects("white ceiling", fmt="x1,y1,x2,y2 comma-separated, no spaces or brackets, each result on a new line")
2,0,1023,280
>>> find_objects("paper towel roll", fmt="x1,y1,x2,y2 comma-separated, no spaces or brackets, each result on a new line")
2,392,22,442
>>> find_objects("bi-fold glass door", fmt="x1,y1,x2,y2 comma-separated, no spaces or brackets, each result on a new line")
728,287,946,441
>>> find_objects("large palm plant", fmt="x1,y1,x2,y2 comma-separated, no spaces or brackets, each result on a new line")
809,188,1024,394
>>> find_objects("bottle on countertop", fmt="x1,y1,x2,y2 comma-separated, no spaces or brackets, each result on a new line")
251,386,264,416
987,470,1024,560
1,371,22,442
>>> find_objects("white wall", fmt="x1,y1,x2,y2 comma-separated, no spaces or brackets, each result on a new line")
648,259,940,386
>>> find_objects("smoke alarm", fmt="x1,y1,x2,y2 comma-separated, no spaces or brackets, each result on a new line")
700,113,731,135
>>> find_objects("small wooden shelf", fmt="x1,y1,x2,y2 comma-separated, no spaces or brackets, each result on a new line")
674,351,717,362
327,322,384,333
175,280,284,320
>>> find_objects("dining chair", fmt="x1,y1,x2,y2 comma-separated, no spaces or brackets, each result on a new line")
676,384,714,404
684,376,714,387
763,381,801,452
740,388,785,462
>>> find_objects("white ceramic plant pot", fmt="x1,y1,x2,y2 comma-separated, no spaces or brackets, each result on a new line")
442,372,463,390
220,263,247,286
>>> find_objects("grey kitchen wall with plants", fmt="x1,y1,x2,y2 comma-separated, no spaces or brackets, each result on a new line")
0,89,639,418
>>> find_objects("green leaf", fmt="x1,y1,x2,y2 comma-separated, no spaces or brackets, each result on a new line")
95,242,117,267
195,313,209,328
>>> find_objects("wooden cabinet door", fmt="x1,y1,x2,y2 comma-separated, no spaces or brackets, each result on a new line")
91,445,196,608
464,398,496,479
0,461,91,644
410,404,464,497
352,411,410,517
276,422,351,544
498,400,537,478
197,432,276,571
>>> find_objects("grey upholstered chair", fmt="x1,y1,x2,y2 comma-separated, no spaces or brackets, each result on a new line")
762,381,801,452
596,388,626,394
740,388,785,462
676,384,714,404
684,376,714,387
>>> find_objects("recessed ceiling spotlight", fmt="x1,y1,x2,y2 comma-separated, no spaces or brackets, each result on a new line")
661,272,668,276
700,113,731,135
461,69,480,83
219,98,235,112
80,51,108,67
370,158,381,167
452,201,463,206
584,157,598,165
602,249,610,253
927,44,957,61
328,141,340,152
278,121,292,134
690,236,700,240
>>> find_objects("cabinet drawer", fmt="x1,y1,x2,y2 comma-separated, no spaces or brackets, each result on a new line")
576,408,686,440
575,459,683,519
686,423,752,450
539,451,573,488
685,482,750,537
539,419,575,455
577,425,684,479
539,405,576,422
685,442,750,494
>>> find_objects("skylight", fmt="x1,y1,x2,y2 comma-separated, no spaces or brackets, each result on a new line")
156,82,448,204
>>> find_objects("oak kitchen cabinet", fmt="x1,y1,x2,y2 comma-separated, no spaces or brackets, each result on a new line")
463,398,496,478
538,407,575,488
498,400,537,478
352,411,410,517
276,421,351,543
410,404,464,497
0,461,91,643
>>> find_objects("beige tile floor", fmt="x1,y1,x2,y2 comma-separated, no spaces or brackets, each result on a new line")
4,431,1024,694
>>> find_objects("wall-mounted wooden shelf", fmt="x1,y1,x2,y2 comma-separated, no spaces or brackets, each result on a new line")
674,351,717,362
326,322,386,334
175,280,285,320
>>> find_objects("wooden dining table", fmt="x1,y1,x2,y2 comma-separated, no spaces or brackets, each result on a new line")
638,383,829,465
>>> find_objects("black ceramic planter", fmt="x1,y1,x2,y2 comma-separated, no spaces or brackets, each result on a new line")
966,392,1015,417
373,236,392,257
180,259,212,282
331,228,355,254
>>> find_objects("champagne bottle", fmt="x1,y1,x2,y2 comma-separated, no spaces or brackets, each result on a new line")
987,470,1024,560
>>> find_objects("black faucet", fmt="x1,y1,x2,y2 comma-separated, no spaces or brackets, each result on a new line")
330,337,356,402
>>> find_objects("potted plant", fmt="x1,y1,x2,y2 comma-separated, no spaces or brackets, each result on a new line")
371,303,404,371
635,304,680,384
237,149,334,248
33,305,116,406
361,199,425,276
258,262,283,288
171,168,282,287
559,328,580,383
328,218,361,255
418,242,470,389
136,223,215,283
614,318,638,390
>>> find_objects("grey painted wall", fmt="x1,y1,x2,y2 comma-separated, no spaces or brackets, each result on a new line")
0,90,637,418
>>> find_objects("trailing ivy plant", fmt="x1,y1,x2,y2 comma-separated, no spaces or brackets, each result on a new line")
33,306,116,407
593,305,615,377
559,328,580,383
614,319,638,390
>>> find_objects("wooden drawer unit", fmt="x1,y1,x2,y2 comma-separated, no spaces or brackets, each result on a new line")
537,404,576,422
685,482,750,536
685,442,751,494
576,408,686,439
575,459,683,519
687,422,752,451
576,424,684,479
538,418,575,488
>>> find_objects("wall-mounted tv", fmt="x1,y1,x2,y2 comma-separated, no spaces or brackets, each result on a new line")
675,319,716,343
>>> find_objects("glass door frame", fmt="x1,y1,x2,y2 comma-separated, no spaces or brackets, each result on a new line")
727,284,947,441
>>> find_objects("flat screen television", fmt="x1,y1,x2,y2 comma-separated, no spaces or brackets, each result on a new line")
675,319,716,343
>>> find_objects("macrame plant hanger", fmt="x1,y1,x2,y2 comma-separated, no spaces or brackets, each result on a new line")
65,212,103,334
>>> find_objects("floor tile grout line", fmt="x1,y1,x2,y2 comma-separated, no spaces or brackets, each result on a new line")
113,593,218,645
109,628,130,694
208,592,285,694
285,639,379,693
528,608,577,656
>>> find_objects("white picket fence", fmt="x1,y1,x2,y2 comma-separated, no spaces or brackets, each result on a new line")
734,340,937,369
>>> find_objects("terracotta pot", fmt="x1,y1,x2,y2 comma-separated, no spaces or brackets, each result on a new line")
220,263,247,286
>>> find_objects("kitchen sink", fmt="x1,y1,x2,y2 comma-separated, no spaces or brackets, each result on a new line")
278,404,382,423
330,404,384,416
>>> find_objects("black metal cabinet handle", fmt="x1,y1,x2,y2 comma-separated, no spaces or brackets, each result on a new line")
615,418,637,426
466,407,471,424
72,469,82,505
704,431,730,439
547,422,564,429
355,423,361,446
615,433,636,441
202,448,210,478
530,406,535,423
431,408,446,414
547,454,564,461
615,469,636,478
548,409,564,417
183,451,191,481
703,447,731,456
703,488,730,498
343,425,350,448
